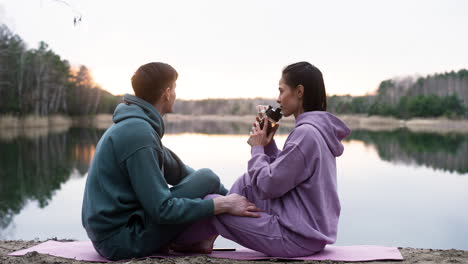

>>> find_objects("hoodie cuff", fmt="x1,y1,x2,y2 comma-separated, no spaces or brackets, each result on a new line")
251,146,265,156
264,139,278,154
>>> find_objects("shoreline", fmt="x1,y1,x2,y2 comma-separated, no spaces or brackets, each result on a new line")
339,114,468,134
1,240,467,264
1,113,468,135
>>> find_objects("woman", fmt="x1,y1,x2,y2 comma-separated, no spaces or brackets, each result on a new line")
173,61,351,257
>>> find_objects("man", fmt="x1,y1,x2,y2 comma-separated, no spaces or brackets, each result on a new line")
82,62,260,260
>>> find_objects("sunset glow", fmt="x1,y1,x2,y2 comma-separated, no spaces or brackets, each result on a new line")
1,0,467,99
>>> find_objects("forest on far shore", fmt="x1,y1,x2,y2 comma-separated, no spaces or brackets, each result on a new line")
0,24,120,117
1,23,467,119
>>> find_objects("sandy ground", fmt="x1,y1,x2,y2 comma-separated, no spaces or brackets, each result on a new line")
1,240,468,264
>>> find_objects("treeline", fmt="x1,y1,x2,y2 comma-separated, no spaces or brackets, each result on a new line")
0,24,120,116
328,94,467,119
174,94,467,119
175,70,468,119
2,23,467,119
173,98,277,115
328,70,468,119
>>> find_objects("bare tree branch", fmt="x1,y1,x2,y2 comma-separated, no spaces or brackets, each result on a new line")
48,0,83,26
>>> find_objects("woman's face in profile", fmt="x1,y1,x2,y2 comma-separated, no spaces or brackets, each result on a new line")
277,77,301,117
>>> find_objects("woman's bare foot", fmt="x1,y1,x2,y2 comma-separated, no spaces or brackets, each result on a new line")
171,235,218,254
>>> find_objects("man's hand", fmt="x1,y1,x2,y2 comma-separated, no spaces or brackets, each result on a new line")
213,194,261,218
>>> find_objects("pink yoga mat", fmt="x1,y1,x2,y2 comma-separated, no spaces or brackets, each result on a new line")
9,240,403,262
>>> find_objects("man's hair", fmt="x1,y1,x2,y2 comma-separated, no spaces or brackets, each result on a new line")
131,62,178,104
282,62,327,111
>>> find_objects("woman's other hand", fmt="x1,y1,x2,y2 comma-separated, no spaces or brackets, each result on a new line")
247,116,279,147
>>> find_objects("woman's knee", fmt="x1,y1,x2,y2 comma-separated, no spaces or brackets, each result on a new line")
280,237,325,258
229,172,250,195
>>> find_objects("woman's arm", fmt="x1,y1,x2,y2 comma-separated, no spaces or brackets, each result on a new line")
263,139,281,162
247,119,318,199
248,140,317,200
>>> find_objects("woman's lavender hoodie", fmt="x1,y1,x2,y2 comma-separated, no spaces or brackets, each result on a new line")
248,111,351,250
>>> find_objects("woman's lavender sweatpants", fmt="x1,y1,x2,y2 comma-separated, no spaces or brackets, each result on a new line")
173,173,316,257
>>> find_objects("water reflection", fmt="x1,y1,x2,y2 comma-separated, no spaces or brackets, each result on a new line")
0,128,104,230
0,121,467,249
347,129,468,175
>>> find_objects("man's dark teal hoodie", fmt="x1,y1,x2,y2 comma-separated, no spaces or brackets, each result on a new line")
82,94,214,243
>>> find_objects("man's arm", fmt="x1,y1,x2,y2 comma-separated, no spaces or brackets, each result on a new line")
126,147,259,224
126,147,214,224
164,147,229,195
162,147,189,186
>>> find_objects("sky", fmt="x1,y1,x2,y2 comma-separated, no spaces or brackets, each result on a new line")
0,0,467,99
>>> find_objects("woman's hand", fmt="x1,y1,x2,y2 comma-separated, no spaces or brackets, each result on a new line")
247,116,279,147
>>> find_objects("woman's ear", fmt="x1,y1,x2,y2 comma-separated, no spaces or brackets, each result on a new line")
296,84,304,99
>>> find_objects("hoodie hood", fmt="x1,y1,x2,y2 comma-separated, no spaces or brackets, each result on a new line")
295,111,351,157
112,94,165,137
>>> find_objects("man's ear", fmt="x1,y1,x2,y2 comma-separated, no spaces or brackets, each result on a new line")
297,84,304,99
164,87,171,101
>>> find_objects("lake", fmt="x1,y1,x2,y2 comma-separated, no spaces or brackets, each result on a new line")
0,121,467,250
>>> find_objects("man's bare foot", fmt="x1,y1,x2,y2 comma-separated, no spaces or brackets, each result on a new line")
171,235,217,254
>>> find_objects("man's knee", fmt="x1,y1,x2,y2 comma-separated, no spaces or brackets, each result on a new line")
196,168,220,190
